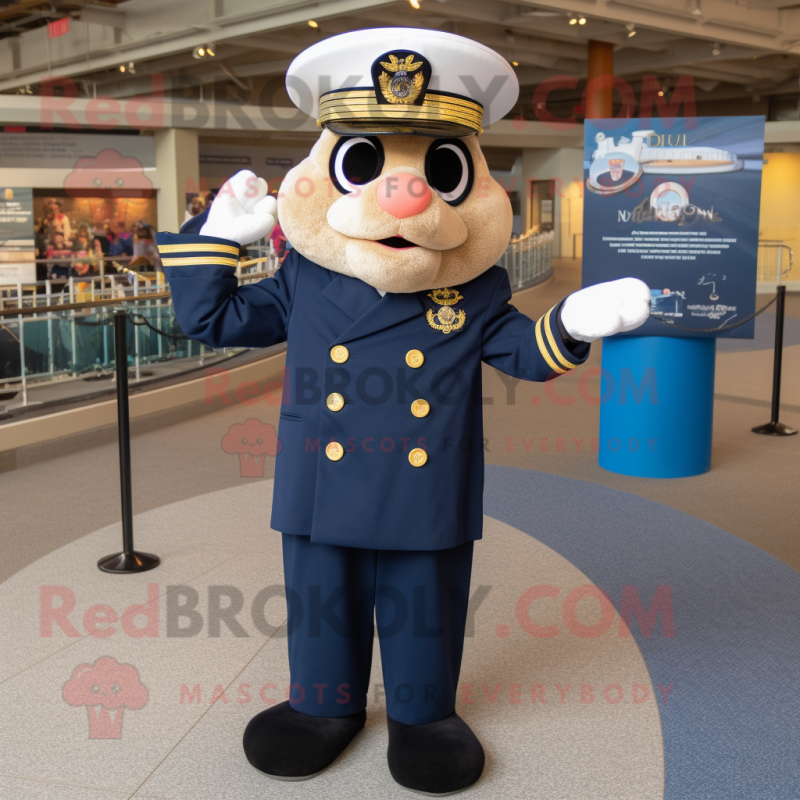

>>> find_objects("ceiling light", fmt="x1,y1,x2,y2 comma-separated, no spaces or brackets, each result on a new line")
409,0,420,7
128,61,136,74
307,19,318,27
578,17,586,24
193,46,206,59
119,64,126,72
569,17,577,25
628,30,637,37
512,60,519,66
658,90,664,97
206,44,215,57
711,43,721,56
688,0,702,15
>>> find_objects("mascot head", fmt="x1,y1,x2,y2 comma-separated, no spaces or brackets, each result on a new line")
278,28,519,294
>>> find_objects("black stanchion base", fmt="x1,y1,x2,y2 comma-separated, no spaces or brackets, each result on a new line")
98,551,161,574
752,421,798,436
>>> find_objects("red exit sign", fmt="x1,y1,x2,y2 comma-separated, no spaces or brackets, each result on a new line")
48,17,70,38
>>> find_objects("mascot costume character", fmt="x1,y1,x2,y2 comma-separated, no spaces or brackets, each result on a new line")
157,27,650,796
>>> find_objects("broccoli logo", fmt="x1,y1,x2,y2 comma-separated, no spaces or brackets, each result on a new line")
62,656,148,739
221,419,281,477
64,149,153,198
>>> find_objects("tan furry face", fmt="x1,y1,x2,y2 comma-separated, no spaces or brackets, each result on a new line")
278,130,512,294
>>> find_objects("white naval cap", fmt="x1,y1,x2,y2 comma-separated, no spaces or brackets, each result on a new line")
286,27,519,137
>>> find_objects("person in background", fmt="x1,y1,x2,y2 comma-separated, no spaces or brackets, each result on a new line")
46,231,74,288
34,218,48,258
184,196,205,223
76,223,91,244
106,229,133,258
91,236,115,273
72,235,95,277
34,218,52,284
130,221,160,270
94,233,111,255
40,210,57,240
269,218,287,262
45,198,72,244
115,220,133,250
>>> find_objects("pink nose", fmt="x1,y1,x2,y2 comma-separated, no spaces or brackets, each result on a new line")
376,173,431,219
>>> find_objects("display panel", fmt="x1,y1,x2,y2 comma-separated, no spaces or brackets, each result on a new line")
582,116,765,338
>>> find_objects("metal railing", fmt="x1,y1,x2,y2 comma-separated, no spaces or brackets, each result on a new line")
757,240,793,285
0,241,281,408
2,231,554,409
500,228,554,289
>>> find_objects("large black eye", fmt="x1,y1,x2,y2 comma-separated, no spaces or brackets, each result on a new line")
425,138,474,206
329,136,385,194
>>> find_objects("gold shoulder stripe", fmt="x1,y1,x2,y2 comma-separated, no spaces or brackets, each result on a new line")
535,317,566,375
544,307,579,370
161,256,238,267
158,243,240,256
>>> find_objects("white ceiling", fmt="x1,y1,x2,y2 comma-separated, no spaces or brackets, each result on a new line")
0,0,798,123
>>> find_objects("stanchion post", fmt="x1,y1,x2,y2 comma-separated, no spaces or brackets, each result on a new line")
98,309,161,573
752,284,797,436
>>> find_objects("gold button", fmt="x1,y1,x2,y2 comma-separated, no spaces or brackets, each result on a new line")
411,399,430,418
327,393,345,412
331,345,349,364
406,349,424,368
326,442,344,461
408,448,427,467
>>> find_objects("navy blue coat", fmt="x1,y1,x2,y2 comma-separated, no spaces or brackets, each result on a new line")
156,229,589,550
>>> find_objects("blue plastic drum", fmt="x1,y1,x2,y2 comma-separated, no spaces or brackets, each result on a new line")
598,336,716,478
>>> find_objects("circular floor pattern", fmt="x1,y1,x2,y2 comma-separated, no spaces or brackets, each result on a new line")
0,479,662,800
1,468,797,799
484,464,800,800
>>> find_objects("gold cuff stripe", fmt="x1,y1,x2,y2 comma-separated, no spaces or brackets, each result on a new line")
161,256,238,267
535,317,566,375
544,307,579,370
159,243,240,256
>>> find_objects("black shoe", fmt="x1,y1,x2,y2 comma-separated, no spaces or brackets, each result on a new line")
243,701,366,780
387,713,485,796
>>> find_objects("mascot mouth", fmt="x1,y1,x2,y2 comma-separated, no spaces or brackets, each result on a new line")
375,236,419,250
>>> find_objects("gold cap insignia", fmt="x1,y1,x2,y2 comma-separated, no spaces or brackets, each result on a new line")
378,54,425,104
316,48,483,138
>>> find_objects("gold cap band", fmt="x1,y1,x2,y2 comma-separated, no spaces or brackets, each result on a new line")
318,89,483,137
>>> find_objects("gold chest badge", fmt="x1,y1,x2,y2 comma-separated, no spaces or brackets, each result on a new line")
426,287,466,334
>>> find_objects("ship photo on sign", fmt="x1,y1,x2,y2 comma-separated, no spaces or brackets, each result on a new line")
588,129,743,195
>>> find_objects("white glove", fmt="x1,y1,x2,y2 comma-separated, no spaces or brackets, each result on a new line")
200,170,277,246
561,278,651,343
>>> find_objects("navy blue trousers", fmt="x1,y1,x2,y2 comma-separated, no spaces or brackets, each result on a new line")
282,533,474,726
